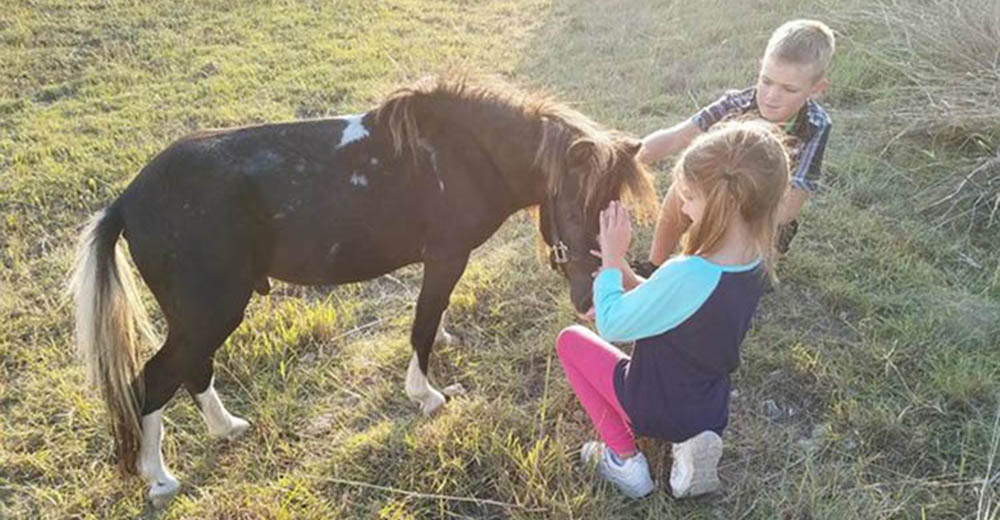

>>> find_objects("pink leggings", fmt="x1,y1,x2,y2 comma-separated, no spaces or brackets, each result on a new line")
555,324,636,456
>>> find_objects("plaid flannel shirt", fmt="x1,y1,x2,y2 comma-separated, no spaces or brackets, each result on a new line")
690,87,832,192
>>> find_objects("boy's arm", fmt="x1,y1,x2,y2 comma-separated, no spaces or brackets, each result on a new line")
782,117,832,222
638,88,753,165
777,187,810,224
637,119,702,164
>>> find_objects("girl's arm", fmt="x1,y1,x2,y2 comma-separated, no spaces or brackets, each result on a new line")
592,202,719,342
593,258,720,342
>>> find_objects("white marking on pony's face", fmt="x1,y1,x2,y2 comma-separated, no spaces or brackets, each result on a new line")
337,114,369,148
370,157,379,166
328,242,341,257
350,172,368,187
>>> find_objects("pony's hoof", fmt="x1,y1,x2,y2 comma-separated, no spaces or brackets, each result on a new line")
442,383,466,397
224,417,251,439
208,416,251,439
434,329,456,347
148,476,180,509
415,389,446,416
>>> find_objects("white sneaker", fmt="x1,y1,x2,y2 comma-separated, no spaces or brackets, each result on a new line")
669,431,723,498
580,441,655,499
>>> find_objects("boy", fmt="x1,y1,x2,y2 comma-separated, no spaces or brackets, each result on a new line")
633,19,834,276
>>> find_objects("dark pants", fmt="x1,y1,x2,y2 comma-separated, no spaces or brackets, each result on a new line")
777,220,799,254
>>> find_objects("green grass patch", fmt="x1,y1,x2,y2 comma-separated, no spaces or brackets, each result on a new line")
2,0,998,518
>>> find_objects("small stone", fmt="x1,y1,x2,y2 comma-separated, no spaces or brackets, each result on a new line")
762,399,783,420
730,389,740,399
797,438,819,452
306,412,337,436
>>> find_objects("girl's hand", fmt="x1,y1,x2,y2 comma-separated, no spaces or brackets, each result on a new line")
590,248,641,291
597,201,632,269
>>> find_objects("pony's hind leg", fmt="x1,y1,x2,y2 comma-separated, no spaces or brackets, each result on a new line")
138,409,176,509
434,309,456,347
185,358,250,440
136,284,252,508
136,336,186,508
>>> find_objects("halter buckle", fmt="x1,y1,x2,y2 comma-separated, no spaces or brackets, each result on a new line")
550,241,569,265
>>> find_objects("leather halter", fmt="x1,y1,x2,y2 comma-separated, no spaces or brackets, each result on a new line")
542,191,588,275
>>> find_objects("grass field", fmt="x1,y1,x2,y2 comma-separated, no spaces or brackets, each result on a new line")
2,0,998,518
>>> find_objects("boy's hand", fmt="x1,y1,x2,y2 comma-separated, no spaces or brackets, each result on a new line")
635,144,651,164
597,201,632,270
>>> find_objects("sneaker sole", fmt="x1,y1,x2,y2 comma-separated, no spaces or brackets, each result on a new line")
621,475,655,499
581,442,655,499
670,431,723,498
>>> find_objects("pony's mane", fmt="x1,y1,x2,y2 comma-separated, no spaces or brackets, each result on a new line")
375,76,656,221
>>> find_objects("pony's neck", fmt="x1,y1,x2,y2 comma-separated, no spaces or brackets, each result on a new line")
426,96,549,208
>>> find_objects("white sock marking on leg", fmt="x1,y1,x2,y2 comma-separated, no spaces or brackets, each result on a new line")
405,353,445,415
139,409,180,507
194,377,247,438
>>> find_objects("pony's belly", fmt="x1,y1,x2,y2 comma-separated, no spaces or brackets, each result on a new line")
266,237,422,285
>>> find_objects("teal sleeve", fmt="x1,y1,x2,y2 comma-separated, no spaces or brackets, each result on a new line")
593,256,722,342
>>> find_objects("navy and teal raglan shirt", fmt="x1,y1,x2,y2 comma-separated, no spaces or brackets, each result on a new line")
593,255,767,442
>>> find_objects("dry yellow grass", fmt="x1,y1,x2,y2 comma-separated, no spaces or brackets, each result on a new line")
1,0,997,518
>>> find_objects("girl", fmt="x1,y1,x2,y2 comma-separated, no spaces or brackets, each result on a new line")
556,121,789,498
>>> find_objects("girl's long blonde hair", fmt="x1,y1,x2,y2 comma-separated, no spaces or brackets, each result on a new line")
674,121,790,281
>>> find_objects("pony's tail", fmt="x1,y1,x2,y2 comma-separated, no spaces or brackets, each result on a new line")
68,204,154,475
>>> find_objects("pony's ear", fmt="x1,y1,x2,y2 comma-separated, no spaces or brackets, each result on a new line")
568,139,595,166
622,137,642,157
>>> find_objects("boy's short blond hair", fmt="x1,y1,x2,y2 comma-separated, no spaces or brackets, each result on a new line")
764,19,835,80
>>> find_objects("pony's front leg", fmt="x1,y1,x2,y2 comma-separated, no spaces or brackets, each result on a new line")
406,253,469,415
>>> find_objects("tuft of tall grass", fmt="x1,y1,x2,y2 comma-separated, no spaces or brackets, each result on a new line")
837,0,999,138
834,0,1000,236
